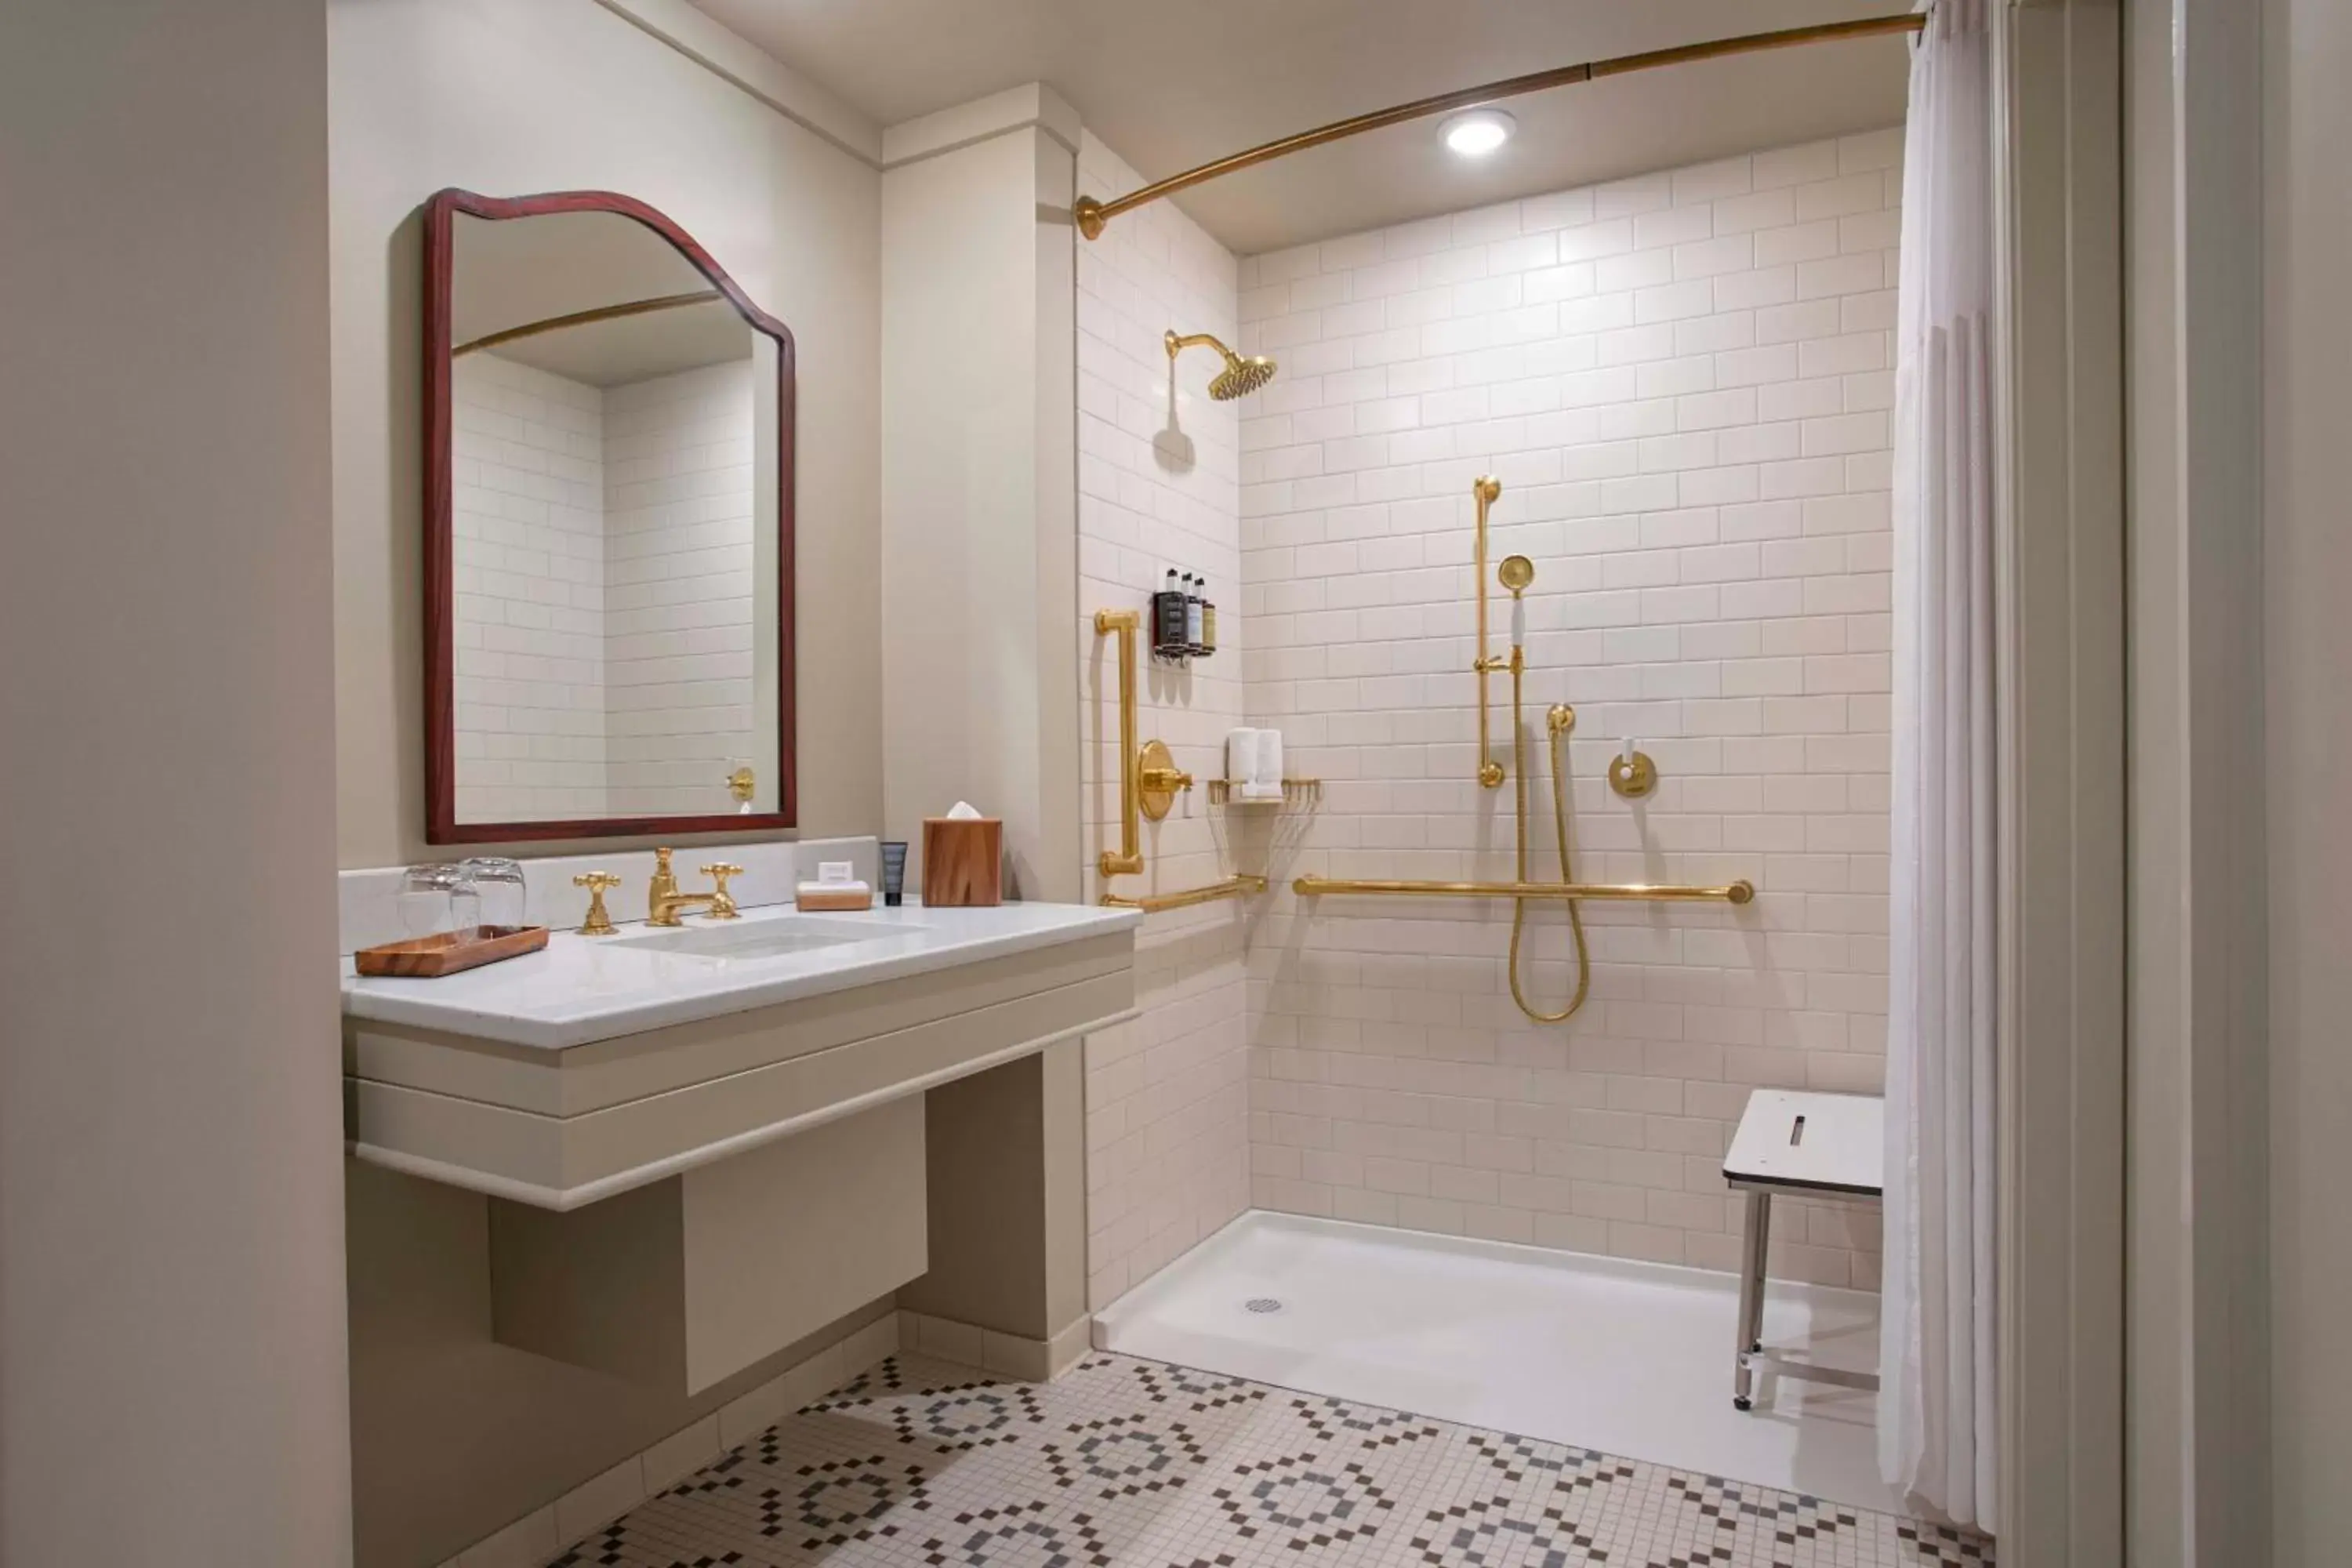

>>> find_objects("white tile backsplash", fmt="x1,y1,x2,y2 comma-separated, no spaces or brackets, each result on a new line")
337,837,879,955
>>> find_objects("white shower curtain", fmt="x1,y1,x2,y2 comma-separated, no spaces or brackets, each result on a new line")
1879,0,1998,1532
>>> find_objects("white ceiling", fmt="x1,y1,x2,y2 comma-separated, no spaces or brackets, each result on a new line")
686,0,1913,255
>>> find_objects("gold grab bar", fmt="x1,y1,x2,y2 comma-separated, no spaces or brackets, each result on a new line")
1094,609,1145,877
1075,13,1927,240
1294,876,1755,905
1103,875,1269,913
1094,607,1258,912
1472,475,1507,789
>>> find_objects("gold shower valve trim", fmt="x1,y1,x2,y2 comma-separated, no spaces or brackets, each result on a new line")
1137,739,1192,820
1073,13,1928,241
1608,750,1659,799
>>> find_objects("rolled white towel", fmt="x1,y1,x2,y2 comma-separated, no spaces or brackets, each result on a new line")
1226,728,1261,787
1254,728,1283,789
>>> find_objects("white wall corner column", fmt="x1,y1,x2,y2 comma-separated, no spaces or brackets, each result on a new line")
880,83,1083,906
1996,2,2127,1563
877,83,1092,1358
2259,0,2352,1559
2125,0,2274,1563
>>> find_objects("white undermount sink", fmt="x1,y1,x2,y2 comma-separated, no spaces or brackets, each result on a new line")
614,915,913,962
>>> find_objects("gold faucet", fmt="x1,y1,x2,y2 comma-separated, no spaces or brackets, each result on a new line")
572,872,622,936
645,848,742,926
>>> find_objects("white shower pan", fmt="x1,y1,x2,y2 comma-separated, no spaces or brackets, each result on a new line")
1094,1209,1904,1516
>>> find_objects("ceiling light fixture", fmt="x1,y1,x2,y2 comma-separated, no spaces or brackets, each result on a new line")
1440,109,1515,158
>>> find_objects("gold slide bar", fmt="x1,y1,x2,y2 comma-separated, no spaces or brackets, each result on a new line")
1102,875,1270,913
1074,13,1926,239
1294,876,1755,905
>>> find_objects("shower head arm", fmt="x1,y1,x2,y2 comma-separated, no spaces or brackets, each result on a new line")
1166,330,1233,361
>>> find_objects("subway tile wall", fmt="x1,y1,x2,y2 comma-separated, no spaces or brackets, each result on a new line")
1232,129,1903,1288
1076,132,1254,1310
448,350,760,822
603,358,760,816
451,353,610,822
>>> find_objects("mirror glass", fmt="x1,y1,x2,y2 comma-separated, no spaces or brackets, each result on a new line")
431,195,791,838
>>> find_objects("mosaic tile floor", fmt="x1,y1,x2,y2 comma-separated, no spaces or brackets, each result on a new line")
550,1352,1991,1568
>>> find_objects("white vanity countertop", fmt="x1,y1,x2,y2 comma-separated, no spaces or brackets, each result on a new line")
341,899,1142,1049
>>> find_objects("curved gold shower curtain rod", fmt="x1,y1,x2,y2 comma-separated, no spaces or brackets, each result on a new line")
1074,12,1926,240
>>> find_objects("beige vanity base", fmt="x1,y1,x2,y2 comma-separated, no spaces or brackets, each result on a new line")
345,932,1135,1210
492,1098,927,1395
899,1306,1094,1381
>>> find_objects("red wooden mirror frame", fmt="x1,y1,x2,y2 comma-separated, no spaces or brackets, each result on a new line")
423,189,797,844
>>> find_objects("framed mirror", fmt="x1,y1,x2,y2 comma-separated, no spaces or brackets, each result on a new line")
423,189,795,843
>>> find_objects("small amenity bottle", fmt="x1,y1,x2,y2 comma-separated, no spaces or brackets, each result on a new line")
1156,568,1185,659
1185,573,1204,653
1200,578,1218,655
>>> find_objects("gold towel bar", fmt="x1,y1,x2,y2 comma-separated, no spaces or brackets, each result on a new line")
1102,875,1269,913
1294,876,1754,905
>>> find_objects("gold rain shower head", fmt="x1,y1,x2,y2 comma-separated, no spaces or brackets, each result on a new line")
1165,330,1276,401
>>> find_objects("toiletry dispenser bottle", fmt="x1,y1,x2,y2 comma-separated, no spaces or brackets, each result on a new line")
1185,574,1204,652
1200,578,1218,655
1156,568,1185,659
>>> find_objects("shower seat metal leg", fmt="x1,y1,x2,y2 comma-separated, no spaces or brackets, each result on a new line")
1733,1190,1769,1410
1723,1089,1886,1413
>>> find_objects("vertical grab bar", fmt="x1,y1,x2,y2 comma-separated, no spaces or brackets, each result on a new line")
1095,609,1143,877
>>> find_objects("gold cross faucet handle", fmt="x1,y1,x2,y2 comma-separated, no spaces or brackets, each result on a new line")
572,872,622,935
699,862,744,919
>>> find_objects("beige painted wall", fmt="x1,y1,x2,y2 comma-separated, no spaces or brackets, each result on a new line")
349,1162,893,1567
330,3,891,1561
330,0,883,868
0,0,352,1560
2262,0,2352,1555
878,103,1083,902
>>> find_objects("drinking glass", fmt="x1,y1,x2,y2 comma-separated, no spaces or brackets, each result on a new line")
397,864,470,938
462,857,528,929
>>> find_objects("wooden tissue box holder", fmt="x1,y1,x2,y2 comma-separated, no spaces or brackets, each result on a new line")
922,818,1002,906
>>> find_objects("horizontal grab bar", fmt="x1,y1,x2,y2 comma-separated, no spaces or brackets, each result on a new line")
1102,874,1269,913
1293,876,1754,905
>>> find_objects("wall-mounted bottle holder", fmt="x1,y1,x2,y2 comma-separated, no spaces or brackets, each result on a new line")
1150,571,1217,663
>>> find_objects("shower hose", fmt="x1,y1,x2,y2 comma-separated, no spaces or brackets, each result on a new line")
1507,667,1592,1024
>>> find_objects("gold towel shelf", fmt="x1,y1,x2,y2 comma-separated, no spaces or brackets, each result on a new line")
1205,777,1321,806
1102,874,1269,913
1294,876,1755,905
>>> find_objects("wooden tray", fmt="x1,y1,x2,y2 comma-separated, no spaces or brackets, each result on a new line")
354,925,549,978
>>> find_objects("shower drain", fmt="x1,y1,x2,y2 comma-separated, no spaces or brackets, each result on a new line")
1243,1297,1285,1314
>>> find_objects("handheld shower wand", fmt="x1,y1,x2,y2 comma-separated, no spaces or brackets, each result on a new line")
1490,533,1592,1024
